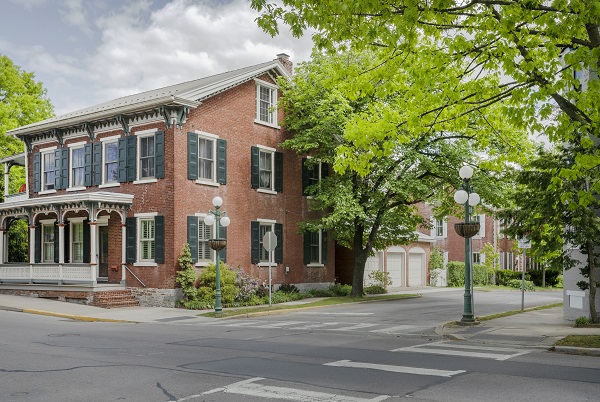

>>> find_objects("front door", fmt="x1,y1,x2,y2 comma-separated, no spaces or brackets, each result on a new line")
98,226,109,279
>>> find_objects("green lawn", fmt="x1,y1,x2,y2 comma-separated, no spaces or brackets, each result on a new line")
555,335,600,349
475,302,563,322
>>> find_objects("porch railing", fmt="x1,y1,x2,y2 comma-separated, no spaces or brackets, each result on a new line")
0,263,96,285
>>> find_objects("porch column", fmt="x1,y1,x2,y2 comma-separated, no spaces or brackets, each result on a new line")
58,223,65,264
0,228,5,264
28,225,36,264
4,163,9,199
89,221,98,282
121,223,127,284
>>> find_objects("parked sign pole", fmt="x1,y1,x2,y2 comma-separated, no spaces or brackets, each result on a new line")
518,238,531,311
263,231,277,307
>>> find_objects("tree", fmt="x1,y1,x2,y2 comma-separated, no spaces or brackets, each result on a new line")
280,51,529,296
502,146,599,321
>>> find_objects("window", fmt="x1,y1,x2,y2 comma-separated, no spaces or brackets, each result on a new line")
71,221,84,262
70,146,85,188
139,135,155,179
251,146,282,193
435,219,444,237
43,152,55,191
198,221,212,262
255,81,277,126
187,215,225,265
139,219,155,261
198,137,214,181
251,221,283,265
42,223,54,262
103,141,119,184
302,159,327,195
259,223,273,262
472,252,480,264
304,230,327,265
471,214,485,238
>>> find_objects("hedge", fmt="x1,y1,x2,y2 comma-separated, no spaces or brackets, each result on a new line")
447,262,495,287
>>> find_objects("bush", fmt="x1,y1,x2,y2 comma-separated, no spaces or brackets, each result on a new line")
447,262,465,287
368,271,392,288
473,264,495,286
364,285,387,294
555,275,563,289
278,283,300,293
507,279,535,291
575,316,590,325
196,262,238,306
495,269,522,286
309,283,352,297
528,268,562,287
176,243,199,308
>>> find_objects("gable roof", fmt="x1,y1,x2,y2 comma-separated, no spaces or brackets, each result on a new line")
8,59,290,138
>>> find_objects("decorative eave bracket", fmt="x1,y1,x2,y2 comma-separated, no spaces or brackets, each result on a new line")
159,106,189,129
116,115,130,135
51,128,64,147
82,122,95,141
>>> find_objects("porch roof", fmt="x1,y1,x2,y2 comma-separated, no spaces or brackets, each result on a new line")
0,191,134,211
0,153,26,167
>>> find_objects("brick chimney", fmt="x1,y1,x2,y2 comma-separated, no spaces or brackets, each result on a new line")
276,53,293,75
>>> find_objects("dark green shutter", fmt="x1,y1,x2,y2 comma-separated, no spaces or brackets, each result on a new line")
274,151,283,192
274,223,283,263
34,225,41,263
321,163,329,178
54,149,62,190
155,131,164,179
154,215,164,263
302,158,309,195
126,136,136,182
303,232,311,265
118,138,127,182
126,217,136,263
84,144,93,186
64,223,70,263
83,219,90,263
219,223,227,263
217,139,227,184
54,223,59,263
60,148,68,189
250,146,259,188
93,142,102,185
251,221,260,263
187,132,198,180
322,230,328,264
187,216,198,263
33,152,41,192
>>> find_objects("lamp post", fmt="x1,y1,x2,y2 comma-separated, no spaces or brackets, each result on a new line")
204,196,231,314
453,165,480,324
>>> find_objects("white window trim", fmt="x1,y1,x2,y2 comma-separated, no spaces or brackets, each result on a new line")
40,219,56,263
254,79,280,128
473,214,486,238
101,136,120,186
257,220,276,266
135,129,157,182
134,212,158,266
40,146,57,193
195,131,219,185
256,145,276,193
68,218,85,263
305,157,323,199
68,143,86,191
307,229,325,266
194,213,215,267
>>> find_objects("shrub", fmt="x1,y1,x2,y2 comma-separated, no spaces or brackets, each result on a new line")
196,262,238,306
364,285,386,294
507,278,535,291
528,268,562,287
555,275,564,289
446,262,465,287
309,283,352,297
278,283,300,293
473,264,495,286
495,269,522,286
368,271,392,288
176,243,198,307
575,316,590,325
234,267,268,302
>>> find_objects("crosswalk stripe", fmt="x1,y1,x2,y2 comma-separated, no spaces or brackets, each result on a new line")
325,323,380,331
324,360,465,378
391,341,532,361
369,325,425,334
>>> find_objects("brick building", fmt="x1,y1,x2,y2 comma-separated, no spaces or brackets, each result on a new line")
0,55,335,307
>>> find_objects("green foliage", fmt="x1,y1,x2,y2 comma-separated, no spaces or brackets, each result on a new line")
175,243,198,306
495,269,523,286
528,268,562,287
480,243,499,270
556,275,564,289
310,283,352,297
446,262,465,287
278,283,300,294
7,219,27,262
196,262,237,306
575,316,591,325
473,264,495,286
368,270,392,288
364,285,387,295
507,279,535,291
429,247,444,271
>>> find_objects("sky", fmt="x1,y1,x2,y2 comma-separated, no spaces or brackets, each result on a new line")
0,0,315,116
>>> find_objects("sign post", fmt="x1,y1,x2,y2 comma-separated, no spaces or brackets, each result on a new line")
262,231,277,307
518,238,531,311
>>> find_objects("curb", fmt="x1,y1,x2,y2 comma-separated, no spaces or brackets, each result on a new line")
18,307,138,323
552,345,600,356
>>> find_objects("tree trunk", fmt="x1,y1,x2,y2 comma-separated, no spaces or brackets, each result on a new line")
350,228,368,298
588,240,598,323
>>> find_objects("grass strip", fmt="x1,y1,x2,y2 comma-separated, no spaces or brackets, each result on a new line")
200,294,420,318
475,302,563,322
555,335,600,349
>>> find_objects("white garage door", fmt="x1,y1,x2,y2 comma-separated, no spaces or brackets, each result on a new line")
386,252,405,288
364,253,382,286
408,253,424,287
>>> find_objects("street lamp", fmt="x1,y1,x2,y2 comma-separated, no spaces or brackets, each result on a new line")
453,165,480,324
204,196,231,314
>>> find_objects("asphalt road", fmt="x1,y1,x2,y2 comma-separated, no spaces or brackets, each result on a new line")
1,289,598,402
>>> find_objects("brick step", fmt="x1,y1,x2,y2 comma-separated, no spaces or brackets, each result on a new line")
92,290,139,308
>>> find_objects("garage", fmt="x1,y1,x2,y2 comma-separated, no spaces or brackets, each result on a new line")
408,247,426,287
385,247,405,288
364,251,383,286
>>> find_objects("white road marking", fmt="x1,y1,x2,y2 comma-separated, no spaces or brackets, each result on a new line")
369,325,425,334
288,322,342,330
324,360,465,378
392,341,532,361
202,377,390,402
326,323,380,331
298,312,375,316
254,321,307,328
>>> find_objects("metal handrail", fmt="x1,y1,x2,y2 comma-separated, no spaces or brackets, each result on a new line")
125,265,146,288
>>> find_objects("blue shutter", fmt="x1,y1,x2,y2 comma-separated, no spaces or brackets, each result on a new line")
126,136,136,182
251,221,260,263
187,216,198,263
274,151,283,193
118,138,127,183
83,219,90,263
54,149,62,190
126,217,136,263
274,223,283,263
93,142,102,185
33,152,41,192
155,131,164,179
154,215,164,263
187,132,198,180
84,144,93,186
251,146,259,189
217,139,227,184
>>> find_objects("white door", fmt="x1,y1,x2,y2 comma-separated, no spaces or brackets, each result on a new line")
364,253,382,285
386,252,405,287
408,253,424,287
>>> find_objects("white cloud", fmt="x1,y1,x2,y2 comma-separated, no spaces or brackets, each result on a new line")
60,0,93,36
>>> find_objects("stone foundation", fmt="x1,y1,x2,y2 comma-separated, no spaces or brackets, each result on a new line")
128,287,181,307
0,289,94,305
